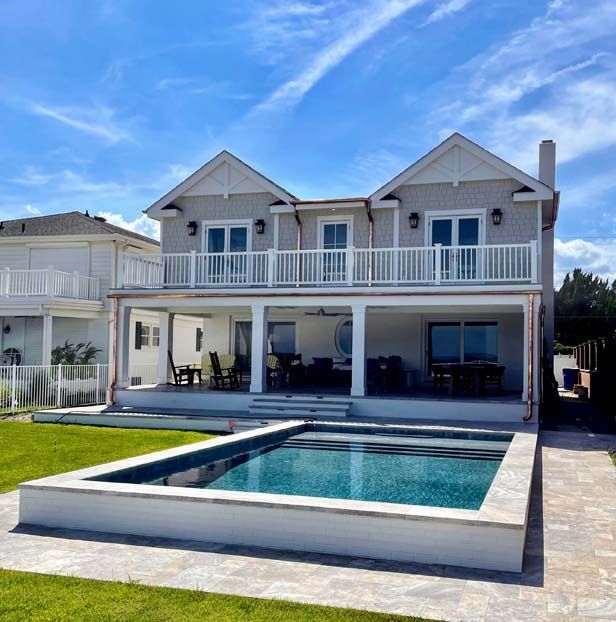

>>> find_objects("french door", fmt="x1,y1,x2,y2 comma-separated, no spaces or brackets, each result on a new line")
203,224,249,284
428,215,482,280
320,220,351,283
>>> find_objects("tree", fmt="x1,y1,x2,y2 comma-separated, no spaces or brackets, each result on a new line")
555,269,616,347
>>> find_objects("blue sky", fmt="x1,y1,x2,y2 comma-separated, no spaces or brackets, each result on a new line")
1,0,615,285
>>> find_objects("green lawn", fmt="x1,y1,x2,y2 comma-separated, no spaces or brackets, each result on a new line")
0,421,214,493
0,422,437,621
0,570,430,622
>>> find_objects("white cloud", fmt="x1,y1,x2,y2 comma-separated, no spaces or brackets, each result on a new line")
420,0,471,27
28,102,134,144
555,238,616,285
250,0,426,116
25,204,42,216
96,211,160,240
9,167,55,186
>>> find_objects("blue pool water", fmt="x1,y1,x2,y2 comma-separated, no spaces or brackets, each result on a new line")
96,428,510,510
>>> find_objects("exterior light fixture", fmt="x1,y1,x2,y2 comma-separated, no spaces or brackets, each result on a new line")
491,208,503,225
409,212,419,229
186,221,197,236
3,325,10,334
255,219,265,234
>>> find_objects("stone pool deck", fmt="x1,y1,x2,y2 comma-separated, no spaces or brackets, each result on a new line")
1,430,615,621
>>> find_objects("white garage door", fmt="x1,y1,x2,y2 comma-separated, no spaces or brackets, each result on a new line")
30,247,89,275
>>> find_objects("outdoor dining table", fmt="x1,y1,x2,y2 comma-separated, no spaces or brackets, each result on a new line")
431,362,496,397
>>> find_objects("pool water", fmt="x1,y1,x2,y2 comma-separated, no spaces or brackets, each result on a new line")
100,430,509,510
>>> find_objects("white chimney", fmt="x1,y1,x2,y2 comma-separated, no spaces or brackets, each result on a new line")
538,139,556,189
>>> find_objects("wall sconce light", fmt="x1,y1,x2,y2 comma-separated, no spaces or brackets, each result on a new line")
408,212,419,229
491,208,503,225
186,221,197,236
3,325,10,335
255,219,266,234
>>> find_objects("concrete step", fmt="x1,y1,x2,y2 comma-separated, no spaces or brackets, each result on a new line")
248,395,352,419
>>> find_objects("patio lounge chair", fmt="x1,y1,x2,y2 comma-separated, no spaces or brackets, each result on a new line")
209,351,241,389
168,351,202,385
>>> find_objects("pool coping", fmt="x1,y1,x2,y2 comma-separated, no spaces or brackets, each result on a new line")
19,419,537,531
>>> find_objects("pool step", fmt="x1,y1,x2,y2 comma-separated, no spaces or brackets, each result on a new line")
248,395,352,419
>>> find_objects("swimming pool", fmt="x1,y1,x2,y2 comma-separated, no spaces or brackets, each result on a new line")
95,428,511,510
19,421,536,572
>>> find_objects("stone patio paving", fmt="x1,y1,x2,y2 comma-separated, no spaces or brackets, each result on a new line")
1,430,615,621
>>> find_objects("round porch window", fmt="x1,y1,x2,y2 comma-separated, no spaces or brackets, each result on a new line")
335,319,352,357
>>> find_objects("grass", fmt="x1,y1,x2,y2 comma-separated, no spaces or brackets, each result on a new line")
0,570,432,622
0,422,438,621
0,421,215,493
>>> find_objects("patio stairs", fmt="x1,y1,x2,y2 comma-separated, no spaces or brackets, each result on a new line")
248,395,352,419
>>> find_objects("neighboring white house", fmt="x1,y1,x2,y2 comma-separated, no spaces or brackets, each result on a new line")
0,211,202,374
108,133,558,422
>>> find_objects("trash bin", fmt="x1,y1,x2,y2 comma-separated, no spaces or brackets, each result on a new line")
562,368,579,391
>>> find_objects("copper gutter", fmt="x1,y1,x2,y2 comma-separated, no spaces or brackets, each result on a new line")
109,289,539,300
294,207,302,285
108,297,119,405
523,292,535,421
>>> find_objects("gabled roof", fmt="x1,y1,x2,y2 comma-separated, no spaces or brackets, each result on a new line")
370,133,554,202
0,211,159,246
147,150,298,218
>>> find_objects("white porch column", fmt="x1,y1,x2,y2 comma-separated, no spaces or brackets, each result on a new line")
522,301,529,401
250,304,268,393
116,304,132,389
351,304,367,397
41,314,53,366
157,312,174,384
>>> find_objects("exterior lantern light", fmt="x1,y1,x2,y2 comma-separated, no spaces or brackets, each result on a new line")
255,219,266,234
408,212,419,229
186,221,197,236
491,208,503,225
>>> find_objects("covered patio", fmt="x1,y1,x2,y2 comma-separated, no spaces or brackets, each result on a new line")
110,290,540,421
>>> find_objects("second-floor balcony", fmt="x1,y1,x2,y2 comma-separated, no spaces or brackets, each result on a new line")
0,268,100,301
120,241,538,290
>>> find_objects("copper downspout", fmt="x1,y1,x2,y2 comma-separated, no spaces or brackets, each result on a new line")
108,297,119,405
294,207,302,285
523,292,535,421
366,199,374,284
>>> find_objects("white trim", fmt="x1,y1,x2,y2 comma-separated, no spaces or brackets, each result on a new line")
317,215,354,249
372,199,400,209
424,209,486,246
273,213,280,250
201,219,253,253
147,151,295,218
370,133,553,201
536,200,542,275
0,234,158,250
334,316,353,358
393,207,400,248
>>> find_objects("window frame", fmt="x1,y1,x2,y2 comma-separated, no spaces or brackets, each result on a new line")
317,215,354,249
201,219,253,253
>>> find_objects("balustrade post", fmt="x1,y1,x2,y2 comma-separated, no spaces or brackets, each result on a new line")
95,363,101,403
267,249,275,287
10,364,17,413
189,250,197,288
346,247,355,286
47,266,55,297
530,240,538,283
56,363,62,407
72,271,80,298
434,244,442,285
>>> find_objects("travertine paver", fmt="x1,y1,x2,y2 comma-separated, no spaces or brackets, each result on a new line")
1,430,615,621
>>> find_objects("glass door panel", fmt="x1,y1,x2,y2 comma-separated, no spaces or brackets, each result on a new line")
322,222,348,282
463,322,498,363
234,321,252,371
430,219,453,280
206,227,226,283
428,322,461,371
457,217,479,280
205,225,249,284
229,227,248,282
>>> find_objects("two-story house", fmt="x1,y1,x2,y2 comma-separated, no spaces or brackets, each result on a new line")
110,133,558,423
0,211,203,379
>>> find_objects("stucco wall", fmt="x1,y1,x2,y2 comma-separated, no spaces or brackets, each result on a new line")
162,193,277,253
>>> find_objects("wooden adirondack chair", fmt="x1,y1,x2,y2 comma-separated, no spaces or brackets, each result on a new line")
208,351,240,389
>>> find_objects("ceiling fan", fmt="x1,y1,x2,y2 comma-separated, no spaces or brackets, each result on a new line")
303,307,349,317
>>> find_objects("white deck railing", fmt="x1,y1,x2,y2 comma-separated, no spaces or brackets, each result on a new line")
0,268,100,301
121,241,537,289
0,363,108,414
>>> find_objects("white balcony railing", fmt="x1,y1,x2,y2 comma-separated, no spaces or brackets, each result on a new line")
121,241,538,289
0,268,100,301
